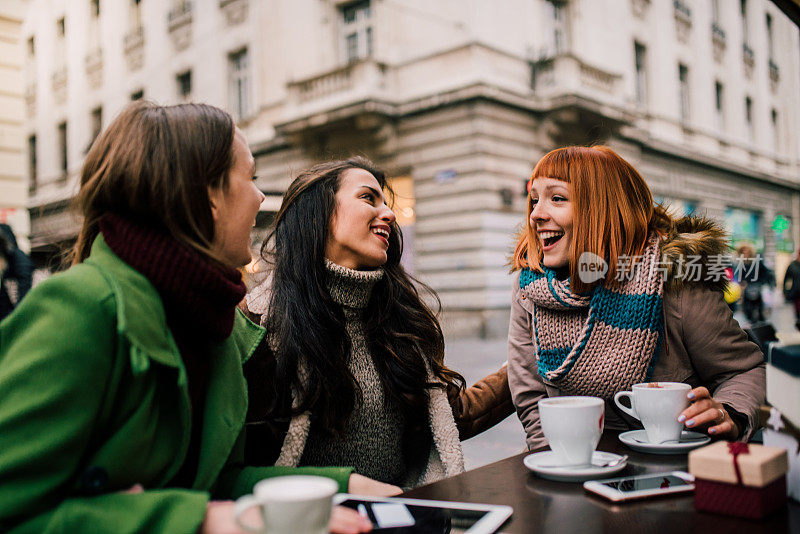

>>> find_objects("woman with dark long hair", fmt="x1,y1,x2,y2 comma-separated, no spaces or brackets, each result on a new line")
508,146,765,451
0,102,372,534
244,157,512,489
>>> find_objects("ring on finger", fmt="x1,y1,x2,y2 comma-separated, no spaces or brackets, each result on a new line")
716,408,726,423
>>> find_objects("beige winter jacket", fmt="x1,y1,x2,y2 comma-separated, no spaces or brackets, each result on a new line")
508,217,766,451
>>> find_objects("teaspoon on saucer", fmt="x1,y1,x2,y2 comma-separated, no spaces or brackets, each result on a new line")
539,454,627,469
631,436,707,444
595,454,628,468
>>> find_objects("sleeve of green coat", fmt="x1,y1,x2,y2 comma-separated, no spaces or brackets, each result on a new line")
0,275,208,534
214,431,353,499
216,466,354,500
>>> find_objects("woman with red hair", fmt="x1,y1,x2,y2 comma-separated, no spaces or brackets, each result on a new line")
508,146,765,451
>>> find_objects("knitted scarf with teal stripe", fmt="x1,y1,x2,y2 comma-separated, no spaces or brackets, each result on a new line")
520,237,664,399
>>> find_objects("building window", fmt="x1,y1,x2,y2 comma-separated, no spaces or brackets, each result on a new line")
90,107,102,145
711,0,720,25
28,135,37,192
130,0,142,30
745,96,753,141
546,0,568,55
634,41,647,106
678,63,689,122
714,81,724,131
57,122,68,178
740,0,749,45
711,0,725,39
55,17,66,71
386,176,415,273
177,70,192,99
131,89,143,100
88,0,101,50
341,0,372,62
27,36,34,56
725,207,763,252
766,13,774,60
228,48,249,120
771,108,779,151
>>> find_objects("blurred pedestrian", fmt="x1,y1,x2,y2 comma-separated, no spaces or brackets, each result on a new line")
0,223,33,321
783,248,800,330
508,146,765,451
736,244,775,324
0,101,373,534
243,157,512,489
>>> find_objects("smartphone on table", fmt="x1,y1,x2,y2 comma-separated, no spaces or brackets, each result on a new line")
583,471,695,502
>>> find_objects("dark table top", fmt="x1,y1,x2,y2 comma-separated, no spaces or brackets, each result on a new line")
402,430,799,533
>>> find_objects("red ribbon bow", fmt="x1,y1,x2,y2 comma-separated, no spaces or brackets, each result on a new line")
727,441,750,485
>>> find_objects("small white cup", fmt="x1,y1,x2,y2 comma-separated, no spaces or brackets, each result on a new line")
613,382,691,444
539,396,605,467
234,475,338,534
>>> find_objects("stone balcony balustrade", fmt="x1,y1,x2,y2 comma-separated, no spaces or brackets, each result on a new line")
123,26,144,71
167,1,193,50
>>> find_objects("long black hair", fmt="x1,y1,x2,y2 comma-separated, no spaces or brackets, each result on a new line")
260,156,465,437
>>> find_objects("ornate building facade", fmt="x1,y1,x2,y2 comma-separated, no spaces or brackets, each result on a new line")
1,0,29,251
23,0,800,337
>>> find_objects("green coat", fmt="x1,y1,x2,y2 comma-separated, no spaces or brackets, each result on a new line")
0,236,351,534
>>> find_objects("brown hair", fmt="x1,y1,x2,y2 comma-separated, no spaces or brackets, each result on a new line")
512,145,670,293
70,100,235,265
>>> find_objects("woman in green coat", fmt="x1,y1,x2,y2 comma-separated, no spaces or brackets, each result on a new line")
0,102,373,534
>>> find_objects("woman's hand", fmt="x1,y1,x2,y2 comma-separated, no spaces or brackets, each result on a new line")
329,506,373,533
678,387,740,440
199,501,243,534
348,473,402,497
200,501,373,534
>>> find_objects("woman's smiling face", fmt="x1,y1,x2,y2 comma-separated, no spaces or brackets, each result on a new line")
325,168,397,270
529,177,573,269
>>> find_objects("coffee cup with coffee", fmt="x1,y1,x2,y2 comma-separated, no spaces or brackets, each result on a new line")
538,396,605,467
234,475,338,534
613,382,691,444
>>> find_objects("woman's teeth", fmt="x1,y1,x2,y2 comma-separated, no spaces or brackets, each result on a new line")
372,228,389,238
539,231,564,246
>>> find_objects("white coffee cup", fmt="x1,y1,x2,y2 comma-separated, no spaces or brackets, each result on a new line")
538,396,605,467
613,382,691,444
234,475,338,534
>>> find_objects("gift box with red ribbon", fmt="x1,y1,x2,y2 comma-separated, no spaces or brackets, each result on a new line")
688,441,789,519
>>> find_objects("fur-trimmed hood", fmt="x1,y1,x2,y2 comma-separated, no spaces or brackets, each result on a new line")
659,215,730,294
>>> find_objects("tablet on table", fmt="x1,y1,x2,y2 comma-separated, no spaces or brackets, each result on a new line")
334,494,513,534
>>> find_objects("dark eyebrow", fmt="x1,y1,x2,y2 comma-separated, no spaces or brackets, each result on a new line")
360,185,385,202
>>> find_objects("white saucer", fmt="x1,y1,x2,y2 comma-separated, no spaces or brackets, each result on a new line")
618,430,711,454
523,451,627,482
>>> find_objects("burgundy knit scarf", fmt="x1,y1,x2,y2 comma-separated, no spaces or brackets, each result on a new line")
99,214,246,346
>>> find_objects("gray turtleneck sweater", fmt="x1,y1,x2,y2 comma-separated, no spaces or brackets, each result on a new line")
298,260,407,484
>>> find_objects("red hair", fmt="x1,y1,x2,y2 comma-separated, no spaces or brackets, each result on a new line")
512,146,670,293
